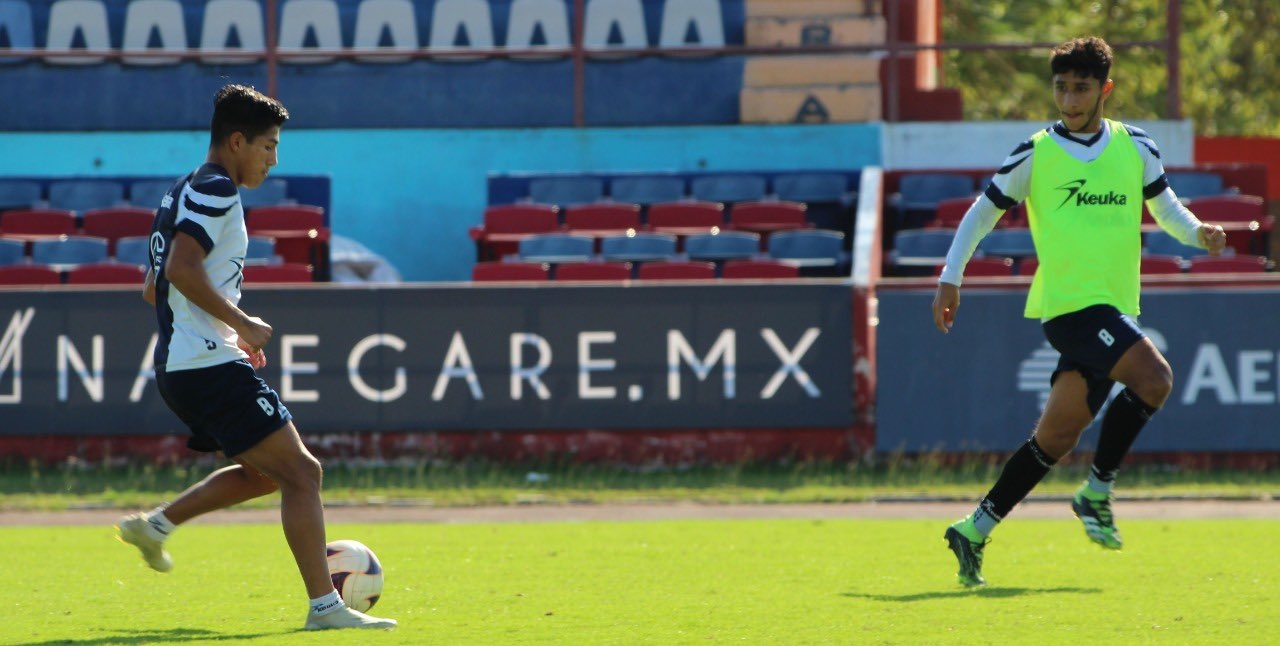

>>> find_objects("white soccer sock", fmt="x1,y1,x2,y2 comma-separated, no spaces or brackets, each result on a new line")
309,591,343,616
145,507,176,538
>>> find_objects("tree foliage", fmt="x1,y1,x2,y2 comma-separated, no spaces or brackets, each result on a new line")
939,0,1280,135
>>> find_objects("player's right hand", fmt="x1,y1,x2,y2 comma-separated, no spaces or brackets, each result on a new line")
932,282,960,334
236,315,273,352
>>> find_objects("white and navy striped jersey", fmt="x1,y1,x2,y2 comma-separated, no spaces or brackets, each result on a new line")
939,120,1204,286
149,163,250,371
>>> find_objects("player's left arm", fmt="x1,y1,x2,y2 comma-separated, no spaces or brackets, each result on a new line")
1129,125,1226,256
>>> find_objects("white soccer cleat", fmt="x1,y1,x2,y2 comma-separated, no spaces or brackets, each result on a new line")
116,513,173,573
304,606,398,631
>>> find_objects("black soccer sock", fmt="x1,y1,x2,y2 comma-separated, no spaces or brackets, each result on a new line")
974,437,1058,534
1089,388,1160,492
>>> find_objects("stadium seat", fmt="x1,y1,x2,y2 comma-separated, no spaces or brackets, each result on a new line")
45,0,111,65
428,0,495,57
728,201,809,236
767,229,848,272
1183,194,1272,255
81,207,155,255
31,236,109,267
600,232,677,262
1145,230,1208,259
0,0,35,65
891,228,954,268
564,203,642,237
636,260,716,280
657,0,724,48
353,0,420,62
114,236,151,266
240,178,289,209
0,238,25,266
684,231,761,261
0,179,41,211
246,205,329,278
278,0,343,64
242,263,314,284
122,0,186,65
946,257,1014,277
505,0,571,55
1017,257,1038,276
247,205,324,231
128,179,174,208
0,209,77,238
47,179,125,213
199,0,267,63
582,0,647,54
690,175,767,204
977,228,1036,258
1140,254,1186,274
66,262,147,285
245,236,278,265
774,173,854,232
529,177,605,206
721,259,799,280
1166,171,1225,199
609,176,686,205
470,203,562,261
1188,255,1270,274
554,262,632,281
471,261,550,282
931,196,972,229
893,172,976,230
0,264,61,285
647,201,726,240
518,233,595,263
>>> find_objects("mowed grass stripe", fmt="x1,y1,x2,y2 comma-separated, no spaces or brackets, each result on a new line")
2,519,1276,644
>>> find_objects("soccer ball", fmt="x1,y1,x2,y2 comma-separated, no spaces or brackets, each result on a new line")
326,539,384,612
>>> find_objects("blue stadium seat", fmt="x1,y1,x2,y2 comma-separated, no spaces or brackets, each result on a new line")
1145,230,1209,259
690,175,767,204
0,179,41,210
31,236,109,266
115,236,151,266
48,179,125,213
0,0,34,65
129,179,174,208
773,173,849,203
897,173,975,211
245,236,278,265
0,238,25,266
767,229,848,269
240,178,289,209
891,229,955,266
1166,171,1225,199
977,229,1036,258
684,230,760,261
518,233,595,263
609,176,686,205
600,232,677,262
529,177,605,206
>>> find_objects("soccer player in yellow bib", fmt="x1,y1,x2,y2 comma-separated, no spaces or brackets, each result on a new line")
931,37,1227,587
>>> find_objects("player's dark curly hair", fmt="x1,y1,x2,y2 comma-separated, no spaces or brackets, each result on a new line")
209,84,289,146
1050,37,1112,82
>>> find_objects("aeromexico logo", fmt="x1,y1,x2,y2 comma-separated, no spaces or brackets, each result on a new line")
1054,179,1129,210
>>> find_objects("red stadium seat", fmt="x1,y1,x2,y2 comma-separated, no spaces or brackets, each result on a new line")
636,261,716,280
1183,194,1273,255
563,203,641,238
1188,255,1270,273
728,201,810,237
471,261,549,282
245,205,331,280
242,263,313,284
647,201,725,235
931,197,971,229
470,204,562,261
1017,257,1038,276
81,207,155,255
721,259,799,280
1140,254,1185,274
0,208,77,238
66,262,147,285
554,262,631,281
0,264,62,285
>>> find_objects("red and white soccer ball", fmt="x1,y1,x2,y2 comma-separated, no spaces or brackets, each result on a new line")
325,539,384,612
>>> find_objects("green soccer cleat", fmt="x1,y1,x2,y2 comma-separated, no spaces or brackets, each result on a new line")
943,519,989,587
1072,486,1123,550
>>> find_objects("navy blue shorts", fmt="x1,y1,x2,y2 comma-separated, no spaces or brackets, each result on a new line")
156,360,293,458
1041,304,1146,415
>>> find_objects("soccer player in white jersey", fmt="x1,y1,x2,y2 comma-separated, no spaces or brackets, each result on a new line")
931,38,1226,586
116,84,395,630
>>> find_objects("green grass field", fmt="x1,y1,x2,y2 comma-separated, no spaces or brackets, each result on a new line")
3,518,1277,644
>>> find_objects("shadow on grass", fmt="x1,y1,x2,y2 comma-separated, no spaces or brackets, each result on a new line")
843,586,1101,602
13,627,277,644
